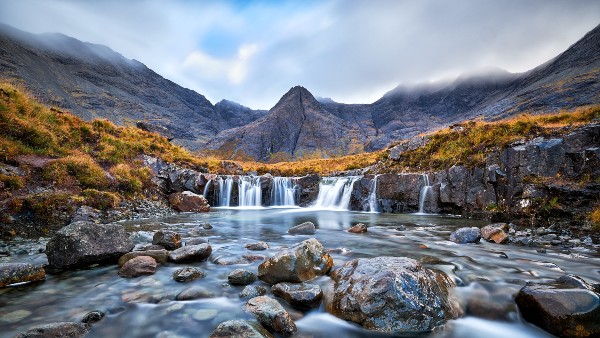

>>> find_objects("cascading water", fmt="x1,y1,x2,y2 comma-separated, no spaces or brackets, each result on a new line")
418,173,433,214
238,176,262,207
217,176,234,207
202,179,212,198
271,177,297,206
367,175,379,213
313,177,359,210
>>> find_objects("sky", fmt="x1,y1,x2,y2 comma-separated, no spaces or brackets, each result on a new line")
1,0,600,110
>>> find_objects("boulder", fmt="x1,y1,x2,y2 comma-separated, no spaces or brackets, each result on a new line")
172,267,205,282
258,238,333,284
0,263,45,287
348,223,368,233
245,242,269,251
449,227,481,244
245,296,297,337
168,191,210,212
480,223,509,244
208,320,273,338
46,221,134,270
15,322,90,338
328,257,458,333
515,274,600,337
81,311,105,324
118,250,168,267
287,221,316,235
240,285,267,299
168,244,212,263
118,256,157,278
272,282,323,309
152,230,181,250
228,269,257,285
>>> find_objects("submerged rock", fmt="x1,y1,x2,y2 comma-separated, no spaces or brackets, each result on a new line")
0,263,45,287
228,269,257,285
272,282,323,309
245,242,269,251
287,221,316,235
168,191,210,212
348,223,368,233
152,230,181,250
46,221,134,270
328,257,458,333
172,267,204,282
449,227,481,244
515,274,600,337
245,296,297,337
176,286,214,301
258,238,333,284
118,256,157,278
81,311,105,324
168,244,212,263
480,223,509,244
15,322,90,338
208,320,273,338
118,250,168,267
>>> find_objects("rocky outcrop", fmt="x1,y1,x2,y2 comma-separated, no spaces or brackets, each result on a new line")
46,221,133,270
209,319,273,338
245,296,297,337
272,282,323,309
0,263,45,287
328,257,458,333
118,256,157,278
168,191,210,212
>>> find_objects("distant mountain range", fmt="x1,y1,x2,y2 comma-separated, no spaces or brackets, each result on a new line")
1,23,599,161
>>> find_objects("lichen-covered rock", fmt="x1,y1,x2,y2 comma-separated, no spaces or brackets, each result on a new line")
168,243,212,263
0,263,45,287
480,223,509,244
272,282,323,309
172,267,204,282
449,227,481,244
208,320,273,338
168,191,210,212
46,221,134,270
328,257,458,333
118,256,157,278
245,296,297,337
15,322,90,338
228,269,257,285
118,250,168,267
515,274,600,338
258,238,333,284
152,230,181,250
287,221,316,235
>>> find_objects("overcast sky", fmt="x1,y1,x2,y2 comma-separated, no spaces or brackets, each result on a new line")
1,0,599,109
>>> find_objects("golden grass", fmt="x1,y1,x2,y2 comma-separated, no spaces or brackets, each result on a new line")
591,206,600,230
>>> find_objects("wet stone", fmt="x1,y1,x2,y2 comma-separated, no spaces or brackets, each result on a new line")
240,285,267,299
14,322,90,338
348,223,368,233
1,309,32,323
118,256,157,278
81,311,105,324
192,309,219,321
176,286,215,301
450,227,481,244
0,263,45,287
152,230,182,250
173,267,205,282
272,282,323,310
288,221,316,235
228,269,257,285
212,256,251,265
168,244,212,263
245,242,269,251
118,250,168,267
245,296,297,337
208,319,273,338
186,237,209,245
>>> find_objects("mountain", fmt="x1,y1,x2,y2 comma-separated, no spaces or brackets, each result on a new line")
0,24,265,149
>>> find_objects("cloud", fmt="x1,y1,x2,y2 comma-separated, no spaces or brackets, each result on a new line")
1,0,600,109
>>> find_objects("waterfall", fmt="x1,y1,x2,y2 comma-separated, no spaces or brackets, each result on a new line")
217,176,234,207
313,177,359,210
202,179,212,199
271,177,297,206
367,175,379,213
239,176,262,207
418,173,433,214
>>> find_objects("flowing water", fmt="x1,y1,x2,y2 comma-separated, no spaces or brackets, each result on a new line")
367,175,379,213
418,173,433,214
238,176,262,207
216,176,234,207
1,208,599,338
313,177,359,209
271,177,297,207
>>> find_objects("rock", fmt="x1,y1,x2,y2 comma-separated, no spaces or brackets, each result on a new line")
202,223,213,229
245,296,297,337
228,269,257,285
212,256,251,265
242,254,266,262
15,322,90,338
152,230,181,250
245,242,269,251
258,238,333,284
118,250,168,267
272,282,323,310
81,311,105,324
118,256,157,278
240,285,267,299
329,257,458,333
515,275,600,337
348,223,368,233
168,191,210,212
480,223,509,244
176,286,214,301
172,267,204,282
168,244,212,263
70,206,102,223
208,320,273,338
46,221,134,270
186,237,208,245
287,221,316,235
450,227,481,244
0,263,45,287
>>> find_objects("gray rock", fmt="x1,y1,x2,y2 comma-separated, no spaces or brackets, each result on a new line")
118,250,168,267
0,263,45,287
46,221,134,270
208,320,273,338
240,285,267,299
172,267,204,282
258,238,333,284
288,221,316,235
152,230,181,250
168,244,212,263
245,296,297,337
272,282,323,309
176,286,214,301
245,242,269,251
329,257,459,333
118,256,157,278
186,237,208,245
348,223,368,233
228,269,257,285
450,227,481,244
81,311,105,324
15,322,90,338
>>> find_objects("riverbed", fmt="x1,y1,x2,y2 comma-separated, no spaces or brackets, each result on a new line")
1,208,599,337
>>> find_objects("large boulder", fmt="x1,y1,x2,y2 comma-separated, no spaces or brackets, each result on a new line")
46,221,134,270
168,191,210,212
258,238,333,284
0,263,45,287
118,256,157,278
208,320,273,338
515,274,600,337
168,243,212,263
15,322,89,338
328,257,459,333
245,296,297,337
272,282,323,309
449,227,481,244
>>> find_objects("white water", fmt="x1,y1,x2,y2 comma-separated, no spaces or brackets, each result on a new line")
418,173,433,214
271,177,297,206
202,179,212,198
313,177,359,210
239,176,262,207
367,175,379,213
217,176,234,207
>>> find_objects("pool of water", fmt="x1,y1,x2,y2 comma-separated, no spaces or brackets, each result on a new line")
1,208,599,337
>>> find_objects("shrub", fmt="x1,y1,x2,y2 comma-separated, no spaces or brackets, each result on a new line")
591,206,600,230
109,164,151,196
43,154,109,189
82,189,121,210
0,173,24,190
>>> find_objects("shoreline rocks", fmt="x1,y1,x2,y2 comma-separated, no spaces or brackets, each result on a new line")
168,243,212,263
450,227,481,244
168,191,210,212
245,296,297,337
0,263,45,287
118,256,157,278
